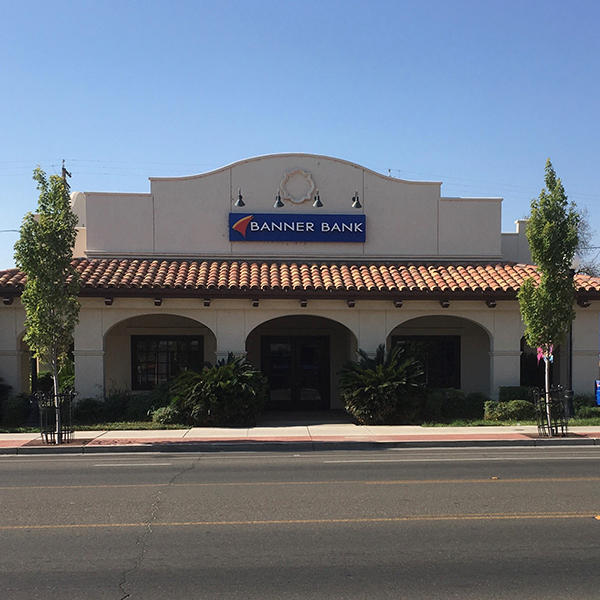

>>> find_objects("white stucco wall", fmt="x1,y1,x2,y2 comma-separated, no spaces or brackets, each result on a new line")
0,302,26,394
104,313,217,392
75,154,507,261
439,198,502,257
3,297,598,401
501,220,532,264
67,297,530,399
389,315,491,394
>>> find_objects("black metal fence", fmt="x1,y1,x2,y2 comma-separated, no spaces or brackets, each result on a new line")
35,390,76,444
533,386,572,437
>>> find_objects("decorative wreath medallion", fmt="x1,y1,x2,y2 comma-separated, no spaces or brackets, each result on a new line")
279,169,316,204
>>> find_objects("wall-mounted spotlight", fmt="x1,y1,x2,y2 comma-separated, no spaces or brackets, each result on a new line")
2,297,13,306
300,299,308,308
351,191,362,209
252,298,260,308
347,299,356,308
312,189,323,208
153,298,162,306
440,299,450,308
485,299,497,308
577,298,591,308
393,299,403,308
234,188,245,208
273,190,284,208
203,298,211,307
104,297,114,306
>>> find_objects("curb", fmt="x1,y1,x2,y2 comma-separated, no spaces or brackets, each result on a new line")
0,436,597,455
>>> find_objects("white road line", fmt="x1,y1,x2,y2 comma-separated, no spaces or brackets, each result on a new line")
324,456,600,464
93,463,173,467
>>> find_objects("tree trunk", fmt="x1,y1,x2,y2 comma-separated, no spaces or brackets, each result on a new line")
544,356,552,437
52,355,62,445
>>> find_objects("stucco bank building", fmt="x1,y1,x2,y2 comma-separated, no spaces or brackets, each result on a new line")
1,154,599,408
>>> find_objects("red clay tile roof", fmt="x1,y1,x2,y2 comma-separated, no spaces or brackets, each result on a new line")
1,258,600,299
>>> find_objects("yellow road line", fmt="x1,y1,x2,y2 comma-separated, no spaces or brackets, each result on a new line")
1,476,600,491
1,512,598,531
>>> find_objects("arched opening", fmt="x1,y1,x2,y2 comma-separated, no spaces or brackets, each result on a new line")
103,314,217,392
387,315,491,395
520,337,564,388
246,315,357,410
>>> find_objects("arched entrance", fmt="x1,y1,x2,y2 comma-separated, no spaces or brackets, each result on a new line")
246,315,357,410
388,315,491,395
520,336,565,388
103,313,216,392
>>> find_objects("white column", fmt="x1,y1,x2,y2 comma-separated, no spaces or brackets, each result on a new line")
74,309,105,398
357,310,387,359
215,309,247,362
0,306,25,393
74,349,105,398
490,350,521,399
571,310,599,395
488,309,523,399
0,350,20,393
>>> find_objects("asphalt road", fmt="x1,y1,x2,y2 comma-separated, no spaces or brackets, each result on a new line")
1,446,600,599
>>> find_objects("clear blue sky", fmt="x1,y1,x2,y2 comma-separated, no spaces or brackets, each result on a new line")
1,0,599,268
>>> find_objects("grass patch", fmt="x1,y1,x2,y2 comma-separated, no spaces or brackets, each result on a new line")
0,426,40,433
423,418,600,427
75,421,188,430
422,419,537,427
567,418,600,426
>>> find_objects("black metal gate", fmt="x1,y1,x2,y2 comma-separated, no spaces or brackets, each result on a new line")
533,386,572,437
36,390,75,444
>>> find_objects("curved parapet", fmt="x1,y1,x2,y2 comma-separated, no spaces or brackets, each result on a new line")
149,153,441,185
70,191,86,227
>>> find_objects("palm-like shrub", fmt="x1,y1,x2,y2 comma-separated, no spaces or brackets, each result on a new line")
340,344,424,424
184,354,268,426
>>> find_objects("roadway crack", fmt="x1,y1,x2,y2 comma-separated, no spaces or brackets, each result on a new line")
117,458,200,599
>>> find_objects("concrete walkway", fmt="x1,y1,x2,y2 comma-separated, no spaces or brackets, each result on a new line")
1,424,600,454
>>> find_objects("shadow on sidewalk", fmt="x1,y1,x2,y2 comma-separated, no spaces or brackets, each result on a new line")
256,410,353,427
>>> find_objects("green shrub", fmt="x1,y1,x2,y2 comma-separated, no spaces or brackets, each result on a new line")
101,390,130,421
465,392,489,420
165,371,204,415
576,406,600,419
73,397,105,424
421,389,487,422
0,378,11,425
102,390,159,422
152,405,181,425
573,394,597,415
421,389,444,422
341,344,424,425
36,372,54,393
485,399,535,421
181,355,267,426
1,394,32,427
498,386,535,403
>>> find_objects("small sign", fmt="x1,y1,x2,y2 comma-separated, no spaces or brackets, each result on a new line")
595,380,600,406
229,213,366,242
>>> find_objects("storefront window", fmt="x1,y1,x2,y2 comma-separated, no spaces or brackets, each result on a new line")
392,335,460,389
131,335,204,390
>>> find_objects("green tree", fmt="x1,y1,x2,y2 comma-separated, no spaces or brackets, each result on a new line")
14,168,80,442
518,159,579,434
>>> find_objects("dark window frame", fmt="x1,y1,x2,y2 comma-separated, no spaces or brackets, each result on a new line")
131,335,204,391
392,334,461,389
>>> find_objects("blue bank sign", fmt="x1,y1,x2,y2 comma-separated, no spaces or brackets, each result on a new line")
229,213,366,242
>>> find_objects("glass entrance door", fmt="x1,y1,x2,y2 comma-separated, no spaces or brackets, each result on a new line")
261,336,330,410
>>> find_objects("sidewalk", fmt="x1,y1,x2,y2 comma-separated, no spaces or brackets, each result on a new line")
1,424,600,454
